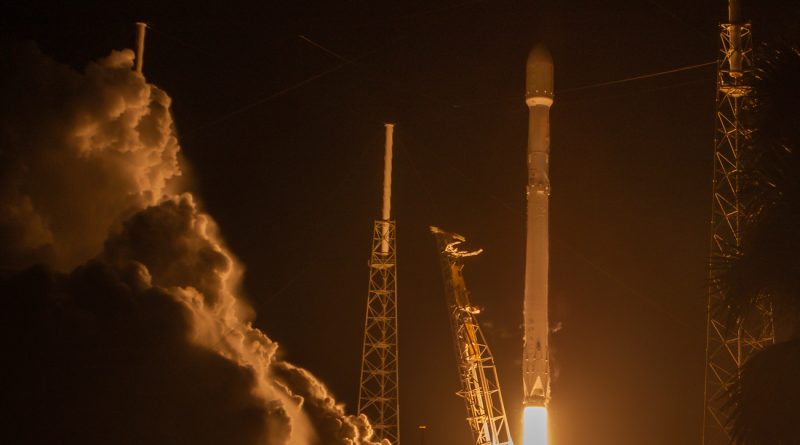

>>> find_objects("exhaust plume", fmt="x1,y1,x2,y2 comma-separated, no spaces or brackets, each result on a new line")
0,42,180,271
0,42,384,445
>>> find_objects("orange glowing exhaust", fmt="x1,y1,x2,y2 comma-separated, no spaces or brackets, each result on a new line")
523,406,548,445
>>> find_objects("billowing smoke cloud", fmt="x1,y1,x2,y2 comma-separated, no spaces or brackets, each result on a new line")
0,42,385,445
0,42,180,271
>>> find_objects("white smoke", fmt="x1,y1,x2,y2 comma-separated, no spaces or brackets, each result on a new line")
0,42,385,445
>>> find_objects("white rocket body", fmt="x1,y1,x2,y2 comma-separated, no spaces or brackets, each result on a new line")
523,44,553,408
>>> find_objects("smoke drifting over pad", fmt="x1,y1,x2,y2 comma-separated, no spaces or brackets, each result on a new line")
1,261,285,445
0,43,181,271
0,42,385,445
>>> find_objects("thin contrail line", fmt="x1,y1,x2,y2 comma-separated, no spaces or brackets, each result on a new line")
558,61,717,93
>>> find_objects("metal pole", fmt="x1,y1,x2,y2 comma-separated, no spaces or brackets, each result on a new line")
135,22,147,74
380,123,394,254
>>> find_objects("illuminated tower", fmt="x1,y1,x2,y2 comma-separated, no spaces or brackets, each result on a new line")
430,227,512,445
358,124,400,445
702,1,775,443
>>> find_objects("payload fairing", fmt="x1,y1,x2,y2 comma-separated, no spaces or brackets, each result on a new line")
522,44,553,408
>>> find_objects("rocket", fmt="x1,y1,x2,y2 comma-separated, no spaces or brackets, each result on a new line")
523,44,553,408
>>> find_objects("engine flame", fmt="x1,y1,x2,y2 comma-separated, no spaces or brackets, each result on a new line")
523,406,548,445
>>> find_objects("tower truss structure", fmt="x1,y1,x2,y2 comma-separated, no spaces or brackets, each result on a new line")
431,227,512,445
358,125,400,445
702,3,775,443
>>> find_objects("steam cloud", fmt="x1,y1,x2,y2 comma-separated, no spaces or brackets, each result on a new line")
0,42,384,445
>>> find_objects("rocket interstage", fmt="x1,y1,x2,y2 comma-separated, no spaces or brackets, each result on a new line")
523,44,553,410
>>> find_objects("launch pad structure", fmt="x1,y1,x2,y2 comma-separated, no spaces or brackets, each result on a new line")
431,227,512,445
358,124,400,445
702,1,775,443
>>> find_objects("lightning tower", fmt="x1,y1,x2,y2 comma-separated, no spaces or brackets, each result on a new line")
431,227,512,445
358,124,400,445
702,1,775,443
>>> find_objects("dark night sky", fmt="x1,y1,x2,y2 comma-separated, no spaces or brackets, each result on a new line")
4,1,799,444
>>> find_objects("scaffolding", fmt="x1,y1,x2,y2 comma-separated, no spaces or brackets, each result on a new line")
431,227,512,445
702,2,775,443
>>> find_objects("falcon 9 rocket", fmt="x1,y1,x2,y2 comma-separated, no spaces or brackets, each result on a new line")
522,44,553,411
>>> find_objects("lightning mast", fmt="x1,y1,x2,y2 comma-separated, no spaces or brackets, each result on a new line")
358,124,400,445
702,1,775,443
135,22,146,74
431,227,512,445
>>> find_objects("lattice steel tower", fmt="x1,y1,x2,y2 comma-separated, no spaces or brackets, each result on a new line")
431,227,512,445
358,124,400,445
702,1,775,443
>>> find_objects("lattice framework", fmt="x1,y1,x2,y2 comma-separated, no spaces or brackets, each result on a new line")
702,18,775,444
431,228,511,445
358,220,400,445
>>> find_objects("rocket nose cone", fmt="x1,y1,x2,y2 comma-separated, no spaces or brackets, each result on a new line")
527,44,552,66
526,44,554,102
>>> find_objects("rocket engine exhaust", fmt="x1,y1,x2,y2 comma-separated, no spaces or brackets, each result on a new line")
523,406,549,445
522,43,553,412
